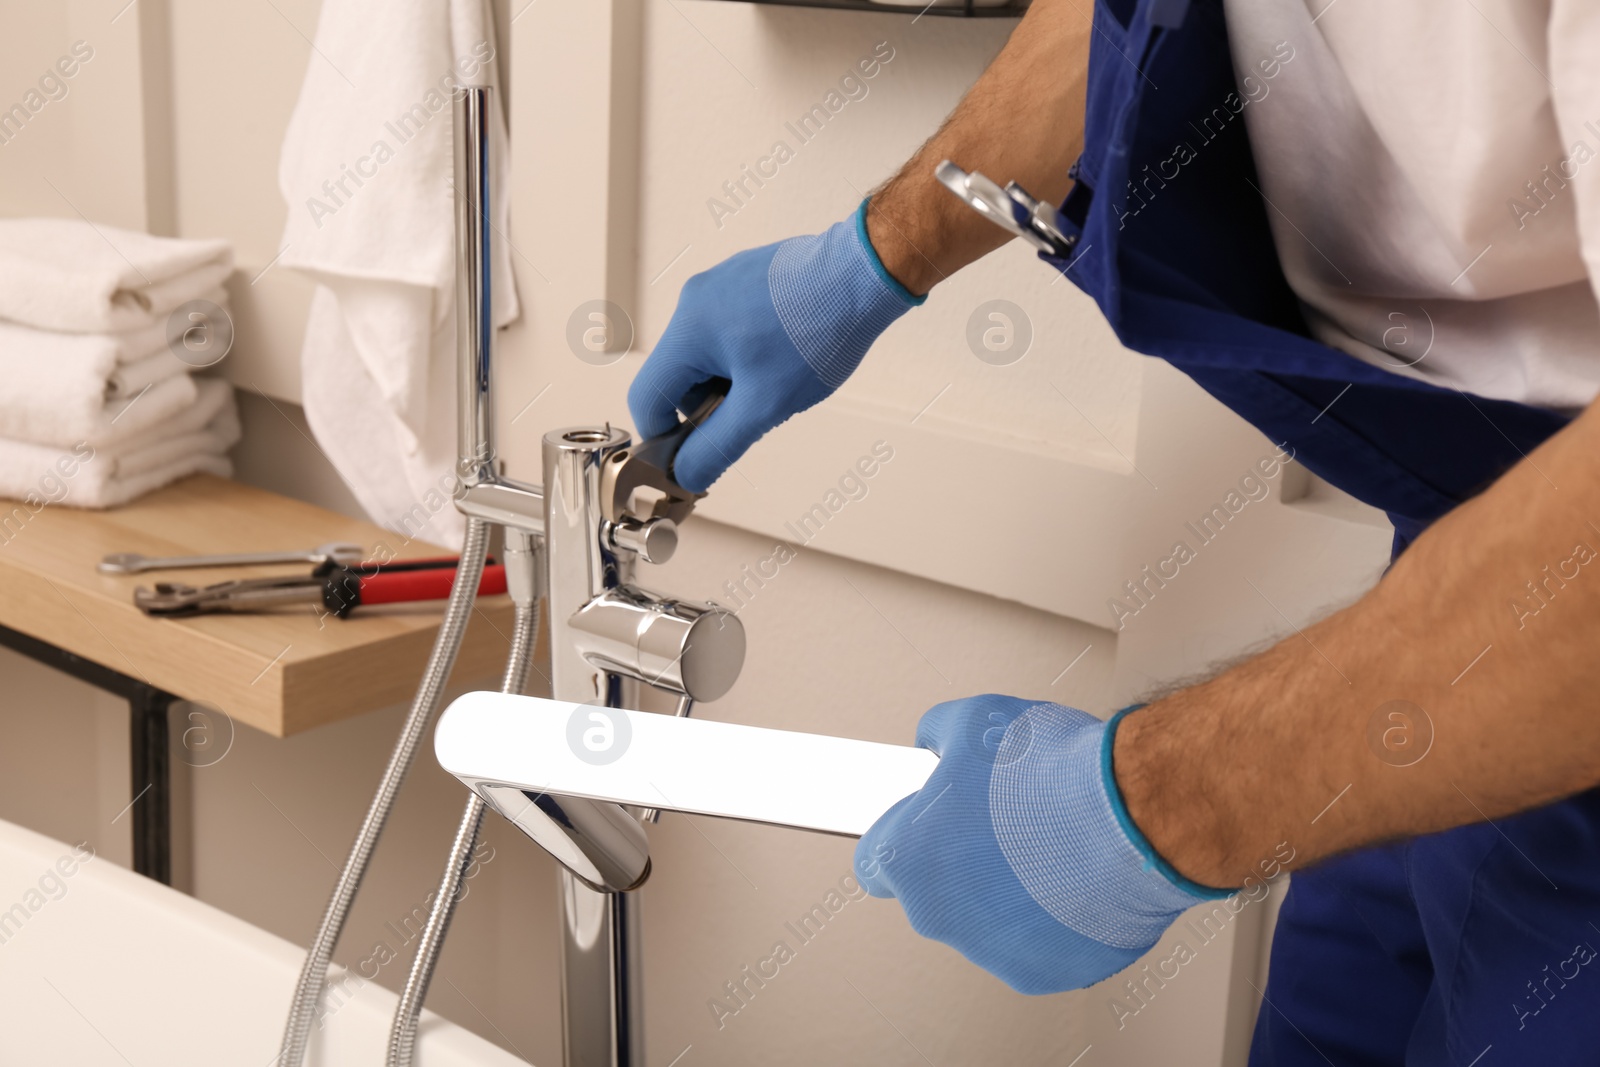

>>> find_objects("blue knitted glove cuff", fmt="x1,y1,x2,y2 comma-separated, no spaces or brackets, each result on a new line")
1102,705,1231,900
768,200,924,391
989,704,1229,952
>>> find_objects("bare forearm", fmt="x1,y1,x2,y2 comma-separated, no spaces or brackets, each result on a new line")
865,0,1091,295
1117,399,1600,888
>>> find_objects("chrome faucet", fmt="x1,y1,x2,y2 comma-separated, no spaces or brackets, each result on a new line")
516,418,744,1067
408,84,747,1067
276,85,745,1067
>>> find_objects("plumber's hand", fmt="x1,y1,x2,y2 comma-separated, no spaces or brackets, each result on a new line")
854,696,1227,994
627,202,922,493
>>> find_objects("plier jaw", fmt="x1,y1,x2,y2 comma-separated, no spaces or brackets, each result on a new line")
600,378,730,528
133,575,328,617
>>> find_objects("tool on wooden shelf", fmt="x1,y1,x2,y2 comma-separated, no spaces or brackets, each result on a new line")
98,541,364,575
132,557,503,618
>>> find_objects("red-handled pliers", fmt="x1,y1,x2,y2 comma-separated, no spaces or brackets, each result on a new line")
133,556,507,618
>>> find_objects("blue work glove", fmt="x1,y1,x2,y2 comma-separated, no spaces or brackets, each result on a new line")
627,201,923,493
855,696,1229,995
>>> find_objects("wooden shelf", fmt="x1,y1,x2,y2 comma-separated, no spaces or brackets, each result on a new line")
0,474,516,737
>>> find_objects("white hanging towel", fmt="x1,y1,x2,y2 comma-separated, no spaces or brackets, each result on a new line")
276,0,517,549
0,218,232,334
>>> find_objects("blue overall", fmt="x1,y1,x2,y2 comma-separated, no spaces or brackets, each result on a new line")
1047,0,1600,1062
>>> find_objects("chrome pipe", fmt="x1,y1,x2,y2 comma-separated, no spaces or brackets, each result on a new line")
387,552,540,1067
453,85,495,488
545,426,647,1067
643,695,694,824
276,518,491,1067
544,427,635,703
454,477,545,532
471,433,652,892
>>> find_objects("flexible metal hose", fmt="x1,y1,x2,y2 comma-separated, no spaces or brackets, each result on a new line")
387,597,539,1066
277,517,492,1067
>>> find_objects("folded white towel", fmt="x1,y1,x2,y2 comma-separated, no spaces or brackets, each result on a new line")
0,311,217,448
110,347,190,400
109,285,229,399
0,218,233,333
110,378,240,480
277,0,515,548
0,379,238,512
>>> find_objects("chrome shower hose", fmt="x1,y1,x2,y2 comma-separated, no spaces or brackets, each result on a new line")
276,517,491,1067
387,596,539,1066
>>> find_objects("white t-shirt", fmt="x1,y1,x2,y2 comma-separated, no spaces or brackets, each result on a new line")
1222,0,1600,411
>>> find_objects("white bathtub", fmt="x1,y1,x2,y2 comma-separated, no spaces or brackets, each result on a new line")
0,819,530,1066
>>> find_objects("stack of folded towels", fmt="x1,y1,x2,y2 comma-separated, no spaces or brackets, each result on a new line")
0,218,241,509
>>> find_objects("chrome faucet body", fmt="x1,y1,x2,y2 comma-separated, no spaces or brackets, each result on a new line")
280,85,744,1067
397,86,744,1067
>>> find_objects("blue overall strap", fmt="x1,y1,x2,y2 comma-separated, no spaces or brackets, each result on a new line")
1053,0,1570,550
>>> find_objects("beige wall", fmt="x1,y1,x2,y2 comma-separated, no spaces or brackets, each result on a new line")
0,2,1395,1065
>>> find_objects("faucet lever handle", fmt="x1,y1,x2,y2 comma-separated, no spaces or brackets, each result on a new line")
600,377,730,528
437,694,939,839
